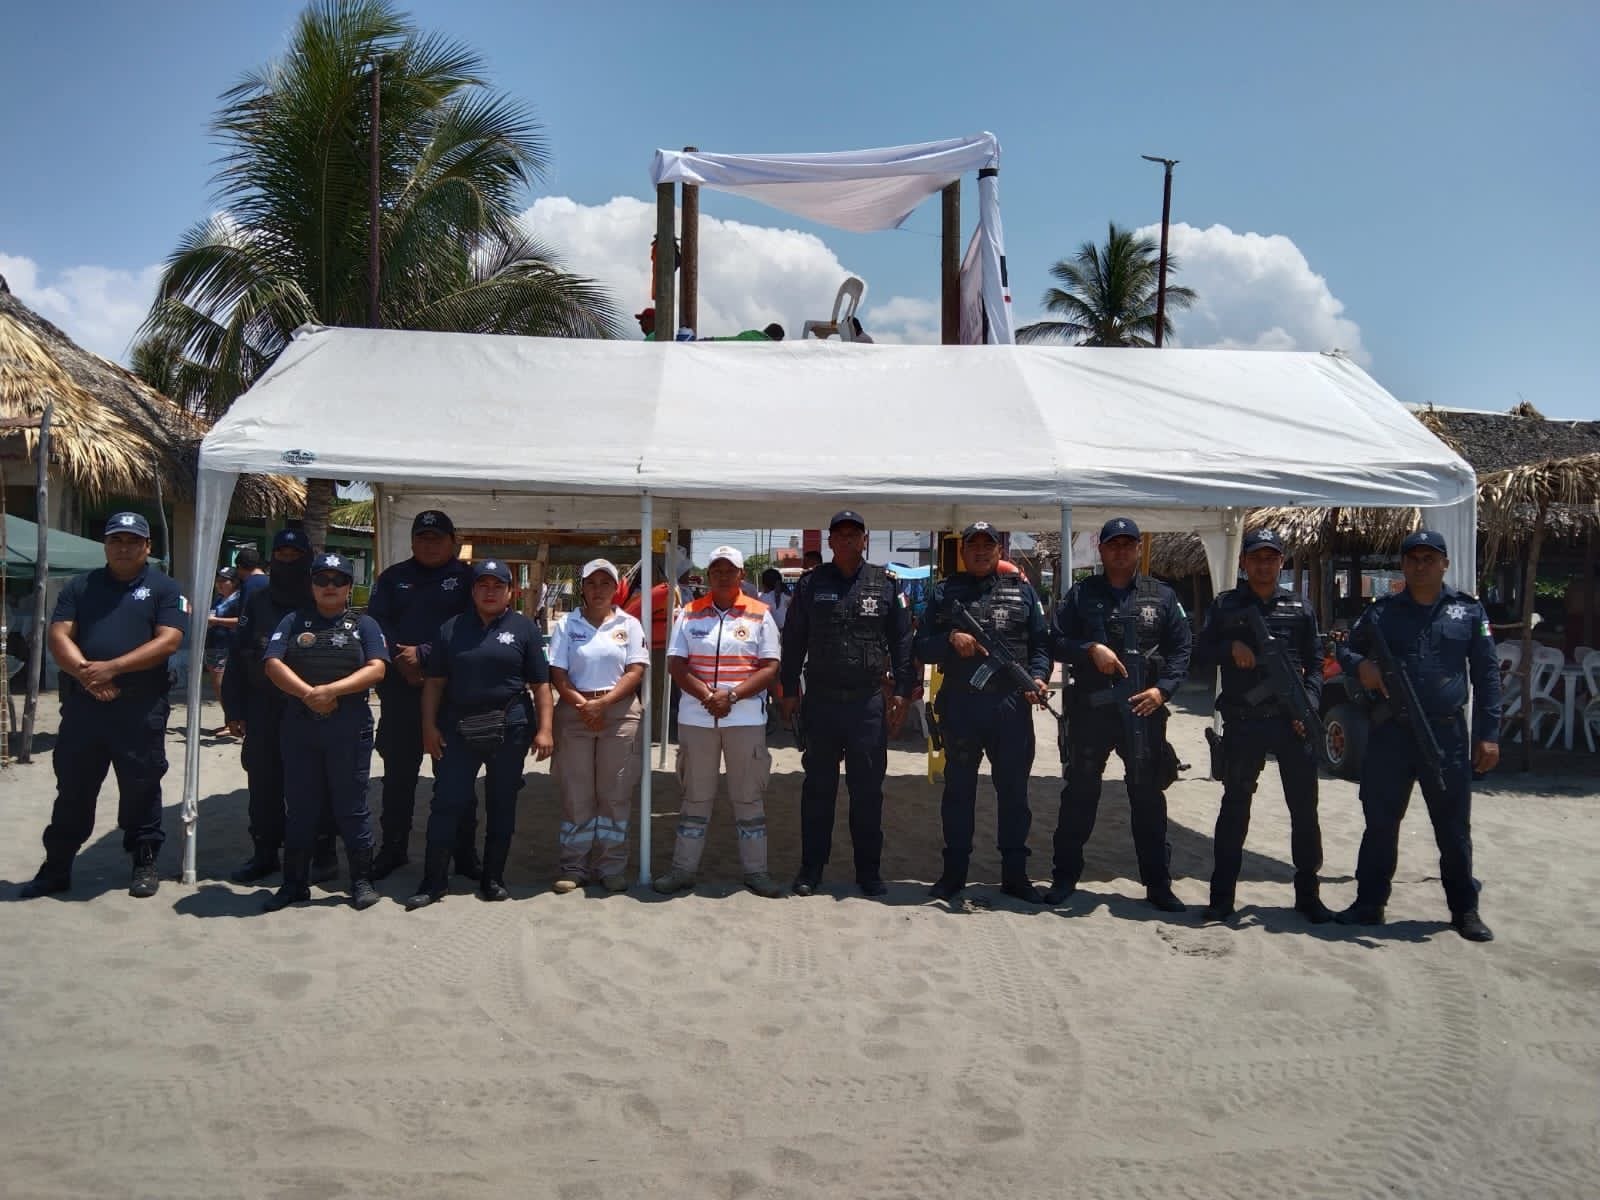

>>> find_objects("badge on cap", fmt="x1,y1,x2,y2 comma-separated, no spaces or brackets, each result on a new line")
119,514,136,526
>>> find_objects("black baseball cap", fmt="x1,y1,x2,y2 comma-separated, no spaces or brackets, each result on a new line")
311,552,354,581
412,510,455,536
829,509,866,532
216,566,238,581
961,521,999,542
273,528,313,555
234,546,263,570
1401,530,1448,556
1099,517,1140,542
104,512,150,539
472,559,513,585
1241,528,1286,555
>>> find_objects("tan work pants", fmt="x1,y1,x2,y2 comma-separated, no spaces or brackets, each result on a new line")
672,723,771,874
554,697,643,879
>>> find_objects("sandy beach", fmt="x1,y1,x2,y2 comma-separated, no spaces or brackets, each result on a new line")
2,687,1597,1199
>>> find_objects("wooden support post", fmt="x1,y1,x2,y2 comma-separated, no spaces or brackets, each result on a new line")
940,181,960,345
20,403,52,762
653,182,676,342
1139,532,1153,577
679,146,698,338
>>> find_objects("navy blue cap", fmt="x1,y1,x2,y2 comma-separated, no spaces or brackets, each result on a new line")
1099,517,1140,542
215,566,238,581
104,512,150,539
829,509,867,532
961,521,1000,542
310,552,354,580
1241,528,1286,555
412,510,455,536
472,558,513,585
1401,530,1448,556
272,528,312,555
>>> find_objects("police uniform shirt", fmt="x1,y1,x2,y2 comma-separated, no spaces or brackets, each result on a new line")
779,561,915,697
425,608,549,718
1337,586,1502,743
263,610,388,701
912,573,1052,692
51,564,187,692
1051,574,1192,700
1194,585,1323,712
548,608,649,693
367,557,475,664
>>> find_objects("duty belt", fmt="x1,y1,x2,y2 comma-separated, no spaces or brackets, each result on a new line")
805,683,879,703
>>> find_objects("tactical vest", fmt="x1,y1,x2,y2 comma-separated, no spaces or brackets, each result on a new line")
239,588,299,690
1076,576,1169,682
804,563,892,693
280,610,365,686
965,574,1033,679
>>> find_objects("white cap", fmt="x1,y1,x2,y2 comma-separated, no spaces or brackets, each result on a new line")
580,557,620,583
708,545,745,570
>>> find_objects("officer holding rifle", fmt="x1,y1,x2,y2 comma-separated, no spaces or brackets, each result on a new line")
1334,530,1500,942
1048,517,1192,913
912,522,1053,904
1192,529,1331,925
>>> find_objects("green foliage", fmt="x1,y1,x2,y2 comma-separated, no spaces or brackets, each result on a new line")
1017,222,1197,347
744,553,772,579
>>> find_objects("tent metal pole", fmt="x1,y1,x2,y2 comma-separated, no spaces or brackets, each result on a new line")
638,491,653,886
1058,505,1072,599
659,506,679,768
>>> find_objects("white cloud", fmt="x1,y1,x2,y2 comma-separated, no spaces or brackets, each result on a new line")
1133,222,1368,363
0,253,161,364
521,196,938,344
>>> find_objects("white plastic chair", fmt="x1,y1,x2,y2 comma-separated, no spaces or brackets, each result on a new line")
1579,649,1600,752
1502,644,1564,743
802,277,865,342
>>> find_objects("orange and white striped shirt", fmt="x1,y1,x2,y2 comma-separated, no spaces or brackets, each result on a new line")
667,593,780,729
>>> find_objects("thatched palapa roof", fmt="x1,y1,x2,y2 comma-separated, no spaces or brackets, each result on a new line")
0,274,300,516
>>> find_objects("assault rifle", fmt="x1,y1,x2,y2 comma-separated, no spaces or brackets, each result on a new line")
1237,606,1325,746
1086,606,1159,785
1366,619,1447,793
946,599,1058,718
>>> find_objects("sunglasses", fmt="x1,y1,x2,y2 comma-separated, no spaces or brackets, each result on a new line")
311,573,350,587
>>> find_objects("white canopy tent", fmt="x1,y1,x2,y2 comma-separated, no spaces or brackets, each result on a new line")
179,326,1476,883
651,133,1014,344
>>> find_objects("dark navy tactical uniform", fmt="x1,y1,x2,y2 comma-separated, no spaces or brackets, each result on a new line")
42,564,185,862
264,607,388,857
1193,584,1326,915
779,560,914,890
1336,586,1501,922
1050,573,1191,896
222,573,307,866
367,555,474,855
419,607,549,897
913,571,1051,891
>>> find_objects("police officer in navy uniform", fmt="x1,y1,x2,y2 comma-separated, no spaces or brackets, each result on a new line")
1191,528,1332,924
260,553,389,911
222,528,323,883
366,509,476,880
1334,530,1501,942
406,560,554,908
20,513,185,899
1049,517,1192,912
780,510,915,898
913,521,1053,903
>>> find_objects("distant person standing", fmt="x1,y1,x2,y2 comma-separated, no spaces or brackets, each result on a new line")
19,513,186,899
1334,531,1501,942
758,568,791,632
366,510,476,880
205,567,240,707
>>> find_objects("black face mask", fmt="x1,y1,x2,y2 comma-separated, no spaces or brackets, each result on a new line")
268,556,311,607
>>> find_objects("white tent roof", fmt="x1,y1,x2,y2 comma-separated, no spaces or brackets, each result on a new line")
650,134,1001,233
196,325,1474,531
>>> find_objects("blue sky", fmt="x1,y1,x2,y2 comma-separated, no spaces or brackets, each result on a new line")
2,0,1595,426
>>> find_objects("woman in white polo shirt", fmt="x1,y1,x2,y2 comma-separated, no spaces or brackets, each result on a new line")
548,559,650,893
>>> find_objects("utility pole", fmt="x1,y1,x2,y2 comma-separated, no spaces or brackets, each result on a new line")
1141,155,1178,347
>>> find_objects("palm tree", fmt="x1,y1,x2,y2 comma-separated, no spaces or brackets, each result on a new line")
1017,222,1196,347
138,0,621,548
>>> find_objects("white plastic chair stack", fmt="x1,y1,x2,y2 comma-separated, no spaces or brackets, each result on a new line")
1580,649,1600,753
802,277,865,342
1500,642,1564,744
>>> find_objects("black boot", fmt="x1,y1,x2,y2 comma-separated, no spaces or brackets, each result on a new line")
1000,863,1047,904
1144,886,1187,914
129,843,161,899
309,835,339,885
1335,902,1385,927
928,855,968,902
263,848,312,912
478,839,511,902
230,840,280,884
1294,882,1333,925
453,841,483,881
405,846,452,911
1452,910,1494,942
19,850,74,899
348,846,380,911
1043,876,1078,905
370,839,410,881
